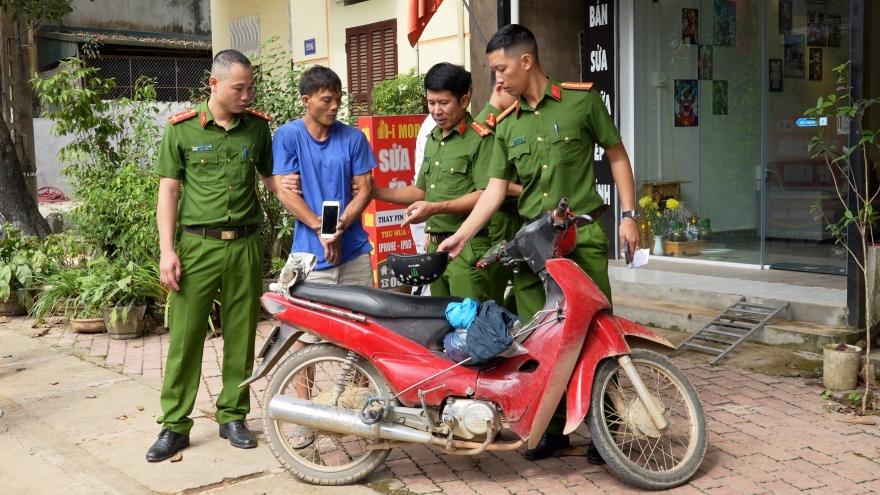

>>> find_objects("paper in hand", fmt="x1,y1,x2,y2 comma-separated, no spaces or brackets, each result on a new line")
629,249,650,269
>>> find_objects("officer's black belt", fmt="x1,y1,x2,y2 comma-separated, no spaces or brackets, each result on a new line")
428,229,488,245
183,224,259,240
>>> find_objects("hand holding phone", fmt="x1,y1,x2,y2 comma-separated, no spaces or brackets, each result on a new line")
321,201,340,239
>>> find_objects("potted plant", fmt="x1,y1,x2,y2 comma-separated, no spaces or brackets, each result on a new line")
29,266,104,332
82,258,164,340
806,61,878,410
0,225,49,315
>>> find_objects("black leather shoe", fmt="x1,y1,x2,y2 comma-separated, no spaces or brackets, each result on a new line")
146,429,190,462
524,433,570,461
219,419,257,449
587,442,606,465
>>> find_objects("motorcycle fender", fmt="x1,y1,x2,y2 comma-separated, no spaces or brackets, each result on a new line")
239,322,302,388
563,313,672,434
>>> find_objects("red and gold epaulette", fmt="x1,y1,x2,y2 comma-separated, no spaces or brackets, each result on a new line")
245,108,272,121
168,109,197,125
470,121,491,137
496,102,518,123
485,112,496,128
560,82,594,91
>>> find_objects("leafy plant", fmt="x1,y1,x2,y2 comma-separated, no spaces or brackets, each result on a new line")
639,197,683,237
371,67,426,116
32,58,163,264
821,390,833,400
0,225,50,309
77,258,163,325
806,61,879,414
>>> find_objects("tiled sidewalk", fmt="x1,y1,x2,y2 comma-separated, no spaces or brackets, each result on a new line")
33,320,880,494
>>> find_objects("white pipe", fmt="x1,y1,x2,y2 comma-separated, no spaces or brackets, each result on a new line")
457,0,465,65
511,0,520,24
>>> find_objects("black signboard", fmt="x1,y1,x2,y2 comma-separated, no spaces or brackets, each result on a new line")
582,0,619,259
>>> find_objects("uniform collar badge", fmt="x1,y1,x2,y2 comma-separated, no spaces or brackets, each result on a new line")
199,111,207,128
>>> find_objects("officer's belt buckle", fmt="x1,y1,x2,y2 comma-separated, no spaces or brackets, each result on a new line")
221,230,236,240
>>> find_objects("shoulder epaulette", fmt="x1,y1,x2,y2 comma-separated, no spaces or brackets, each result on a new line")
470,121,492,137
496,102,518,123
168,109,197,125
245,108,272,121
560,82,594,91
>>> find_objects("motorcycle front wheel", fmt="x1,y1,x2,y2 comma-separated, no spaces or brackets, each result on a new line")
587,348,707,490
262,343,392,485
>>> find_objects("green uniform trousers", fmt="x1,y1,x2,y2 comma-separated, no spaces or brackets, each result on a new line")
488,210,522,314
513,218,612,435
428,235,505,304
158,231,262,435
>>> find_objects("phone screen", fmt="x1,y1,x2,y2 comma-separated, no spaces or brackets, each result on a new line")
321,204,340,236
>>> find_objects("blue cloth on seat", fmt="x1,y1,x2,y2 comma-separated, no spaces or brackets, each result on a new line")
445,298,478,329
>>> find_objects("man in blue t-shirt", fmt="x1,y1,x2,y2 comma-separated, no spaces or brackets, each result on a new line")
273,65,376,281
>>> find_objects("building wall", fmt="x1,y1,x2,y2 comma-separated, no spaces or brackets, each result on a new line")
65,0,211,35
211,0,469,97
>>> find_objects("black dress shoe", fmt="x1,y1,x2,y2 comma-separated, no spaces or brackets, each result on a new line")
146,429,190,462
587,442,606,465
219,419,257,449
524,433,570,461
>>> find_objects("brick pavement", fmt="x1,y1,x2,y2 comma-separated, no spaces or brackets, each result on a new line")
29,319,880,494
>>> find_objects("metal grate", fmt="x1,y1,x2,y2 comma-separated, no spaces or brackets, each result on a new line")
85,56,211,102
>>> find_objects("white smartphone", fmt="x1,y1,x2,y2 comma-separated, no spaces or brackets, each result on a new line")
321,201,340,238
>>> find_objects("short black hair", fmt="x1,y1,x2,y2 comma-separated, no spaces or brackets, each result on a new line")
212,49,252,77
299,66,342,97
423,63,471,101
486,24,539,63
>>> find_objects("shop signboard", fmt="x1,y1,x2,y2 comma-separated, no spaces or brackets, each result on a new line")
583,0,619,258
358,115,425,289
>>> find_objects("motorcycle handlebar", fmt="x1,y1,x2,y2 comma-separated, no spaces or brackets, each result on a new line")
553,197,570,221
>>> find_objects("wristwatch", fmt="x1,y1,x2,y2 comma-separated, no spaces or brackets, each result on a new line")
621,209,640,220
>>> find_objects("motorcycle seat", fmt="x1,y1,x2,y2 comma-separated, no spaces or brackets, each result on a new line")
289,283,461,351
290,282,461,319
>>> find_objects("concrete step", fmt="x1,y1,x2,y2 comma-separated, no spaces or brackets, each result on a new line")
609,264,849,327
612,295,861,352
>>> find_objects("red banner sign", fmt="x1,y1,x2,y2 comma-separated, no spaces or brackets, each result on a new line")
359,115,427,289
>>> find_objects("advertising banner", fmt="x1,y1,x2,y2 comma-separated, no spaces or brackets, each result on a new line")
583,0,619,258
359,115,426,289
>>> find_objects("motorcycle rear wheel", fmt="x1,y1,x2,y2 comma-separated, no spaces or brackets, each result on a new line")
587,348,707,490
262,343,392,485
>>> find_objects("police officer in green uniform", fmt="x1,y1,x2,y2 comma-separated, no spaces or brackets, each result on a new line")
474,81,521,313
374,63,504,302
438,25,640,464
147,49,274,462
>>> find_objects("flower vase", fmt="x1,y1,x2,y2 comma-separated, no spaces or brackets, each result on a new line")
652,235,665,256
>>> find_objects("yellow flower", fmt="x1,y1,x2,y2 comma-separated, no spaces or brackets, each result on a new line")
638,196,653,209
666,198,680,210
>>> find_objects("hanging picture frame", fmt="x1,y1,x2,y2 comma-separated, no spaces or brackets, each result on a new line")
807,2,827,47
769,59,783,92
699,45,713,80
713,0,736,47
779,0,793,35
712,80,729,115
784,35,805,78
682,9,698,45
674,79,699,127
809,48,823,81
827,15,841,47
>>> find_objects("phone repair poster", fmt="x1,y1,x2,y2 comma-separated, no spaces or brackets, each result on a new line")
359,115,425,290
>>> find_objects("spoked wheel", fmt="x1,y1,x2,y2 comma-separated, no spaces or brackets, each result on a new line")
587,348,707,490
262,343,392,485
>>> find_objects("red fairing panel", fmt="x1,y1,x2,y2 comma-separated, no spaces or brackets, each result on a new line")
563,313,675,434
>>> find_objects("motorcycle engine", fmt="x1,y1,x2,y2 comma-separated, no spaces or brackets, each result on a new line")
441,399,502,440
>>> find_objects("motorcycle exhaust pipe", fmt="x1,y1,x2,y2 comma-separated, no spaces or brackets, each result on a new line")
267,394,435,445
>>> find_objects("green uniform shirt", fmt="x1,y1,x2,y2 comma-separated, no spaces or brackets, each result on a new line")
154,101,274,228
416,113,492,234
489,77,621,219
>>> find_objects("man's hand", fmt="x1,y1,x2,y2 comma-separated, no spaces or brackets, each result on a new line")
619,217,640,261
437,234,466,261
402,201,436,225
319,235,342,266
281,173,302,195
159,250,181,291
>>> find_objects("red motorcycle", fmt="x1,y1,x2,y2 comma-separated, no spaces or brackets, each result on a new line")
243,198,707,489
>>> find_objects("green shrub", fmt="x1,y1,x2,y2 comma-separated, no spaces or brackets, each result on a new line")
371,68,426,116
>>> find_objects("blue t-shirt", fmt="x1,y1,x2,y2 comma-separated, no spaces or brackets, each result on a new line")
272,120,377,270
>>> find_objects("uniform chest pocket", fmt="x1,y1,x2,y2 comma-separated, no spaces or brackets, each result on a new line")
439,158,471,196
236,153,260,187
551,126,583,167
508,141,534,181
187,151,221,186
